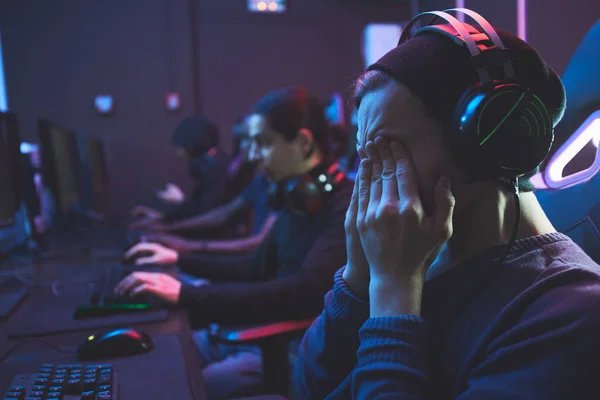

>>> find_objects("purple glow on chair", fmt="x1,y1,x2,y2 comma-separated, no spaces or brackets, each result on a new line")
541,110,600,190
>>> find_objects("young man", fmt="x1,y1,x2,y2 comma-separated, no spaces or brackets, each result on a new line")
294,10,600,399
115,88,352,399
129,114,230,232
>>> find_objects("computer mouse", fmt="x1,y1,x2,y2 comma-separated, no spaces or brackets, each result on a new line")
77,327,154,361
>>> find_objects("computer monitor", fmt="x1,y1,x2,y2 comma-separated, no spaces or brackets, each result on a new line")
325,93,345,127
77,135,109,215
37,120,81,217
0,112,21,228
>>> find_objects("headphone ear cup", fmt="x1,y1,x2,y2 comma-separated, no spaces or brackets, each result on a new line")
453,83,554,180
283,176,324,216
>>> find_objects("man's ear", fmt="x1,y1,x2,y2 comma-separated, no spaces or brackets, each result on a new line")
297,128,315,158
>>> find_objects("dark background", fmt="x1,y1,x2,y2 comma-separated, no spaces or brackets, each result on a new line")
0,0,597,220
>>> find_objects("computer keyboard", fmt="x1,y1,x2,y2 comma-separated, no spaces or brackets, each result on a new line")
90,266,170,309
4,363,118,399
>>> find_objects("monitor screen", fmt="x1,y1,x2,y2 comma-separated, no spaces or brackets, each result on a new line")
0,112,21,227
325,93,345,127
77,135,109,213
38,120,80,213
87,138,108,196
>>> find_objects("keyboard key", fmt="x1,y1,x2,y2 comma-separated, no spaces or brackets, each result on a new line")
33,378,48,385
51,378,65,385
97,391,112,400
84,374,96,380
64,379,82,395
98,384,111,391
29,392,44,397
27,398,42,400
99,374,111,384
99,368,112,375
37,373,51,378
45,393,61,399
4,392,21,399
8,386,25,392
69,374,81,379
31,386,45,392
41,363,54,368
54,374,66,379
82,378,96,391
70,369,82,375
48,386,62,392
80,391,95,400
55,369,67,374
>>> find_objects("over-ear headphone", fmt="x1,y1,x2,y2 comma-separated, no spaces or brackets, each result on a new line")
267,162,346,215
400,8,554,181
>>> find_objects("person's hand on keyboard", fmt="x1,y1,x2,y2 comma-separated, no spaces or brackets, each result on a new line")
113,271,182,304
140,233,194,253
124,243,179,265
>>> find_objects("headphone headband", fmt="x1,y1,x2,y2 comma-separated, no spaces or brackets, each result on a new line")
400,9,515,84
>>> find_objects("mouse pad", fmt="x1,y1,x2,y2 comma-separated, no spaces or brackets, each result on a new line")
6,286,168,339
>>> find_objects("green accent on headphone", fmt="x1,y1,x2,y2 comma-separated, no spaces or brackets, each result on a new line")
478,92,527,146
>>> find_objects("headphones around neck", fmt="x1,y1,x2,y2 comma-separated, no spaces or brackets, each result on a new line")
400,8,554,182
267,162,346,216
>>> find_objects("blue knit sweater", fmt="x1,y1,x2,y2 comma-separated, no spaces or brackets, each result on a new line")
294,233,600,399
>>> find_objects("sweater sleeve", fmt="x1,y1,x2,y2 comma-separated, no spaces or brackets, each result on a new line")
177,252,256,282
352,316,431,400
352,270,600,399
293,268,370,400
176,194,348,325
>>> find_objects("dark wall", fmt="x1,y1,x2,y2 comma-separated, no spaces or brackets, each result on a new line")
527,0,600,75
0,0,413,221
0,0,195,221
195,0,414,153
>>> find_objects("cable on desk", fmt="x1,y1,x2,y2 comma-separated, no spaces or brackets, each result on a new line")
0,338,76,365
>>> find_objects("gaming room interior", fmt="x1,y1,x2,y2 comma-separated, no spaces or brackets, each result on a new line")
1,0,600,399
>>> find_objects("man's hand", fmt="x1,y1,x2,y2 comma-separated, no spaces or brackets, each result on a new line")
140,233,194,254
342,146,370,299
130,205,163,219
124,242,179,265
358,137,455,316
157,183,185,205
113,271,181,304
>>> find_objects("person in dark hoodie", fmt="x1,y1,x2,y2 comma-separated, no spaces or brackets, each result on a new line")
129,115,231,234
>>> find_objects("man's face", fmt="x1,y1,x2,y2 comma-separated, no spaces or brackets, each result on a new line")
239,136,252,158
246,114,306,182
175,147,190,161
356,80,460,215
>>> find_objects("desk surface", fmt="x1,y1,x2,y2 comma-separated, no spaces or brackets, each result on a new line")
0,238,206,399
